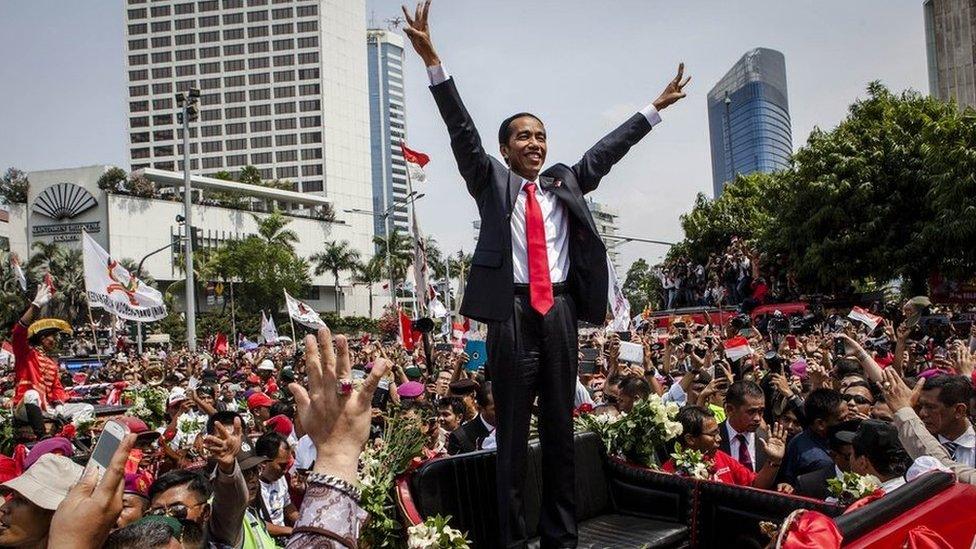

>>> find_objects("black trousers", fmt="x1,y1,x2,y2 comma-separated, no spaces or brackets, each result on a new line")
487,290,578,549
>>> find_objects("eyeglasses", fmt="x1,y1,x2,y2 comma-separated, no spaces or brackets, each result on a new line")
843,394,874,406
147,500,206,520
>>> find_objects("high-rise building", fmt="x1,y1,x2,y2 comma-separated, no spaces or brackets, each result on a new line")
707,48,793,197
123,0,372,200
367,28,409,239
924,0,976,110
586,198,621,272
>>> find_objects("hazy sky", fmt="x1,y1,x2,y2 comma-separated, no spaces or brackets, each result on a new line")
0,1,929,270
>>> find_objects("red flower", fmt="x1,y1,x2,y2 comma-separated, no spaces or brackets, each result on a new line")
573,403,594,417
58,424,77,439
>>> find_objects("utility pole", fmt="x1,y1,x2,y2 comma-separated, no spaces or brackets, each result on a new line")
176,88,200,351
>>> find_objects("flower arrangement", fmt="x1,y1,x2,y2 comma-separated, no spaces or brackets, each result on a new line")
575,394,682,467
670,443,713,480
827,471,881,506
123,386,168,429
0,408,14,455
358,412,426,548
406,515,471,549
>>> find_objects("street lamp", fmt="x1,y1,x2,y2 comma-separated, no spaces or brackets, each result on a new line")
343,191,425,310
133,234,187,354
176,88,200,351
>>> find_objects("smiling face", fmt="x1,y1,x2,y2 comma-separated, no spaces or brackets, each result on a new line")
500,115,547,181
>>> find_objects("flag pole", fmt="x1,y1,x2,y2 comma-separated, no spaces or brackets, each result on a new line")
86,303,99,356
283,289,298,341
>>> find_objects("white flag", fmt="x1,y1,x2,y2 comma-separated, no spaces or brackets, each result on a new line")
82,232,167,321
848,306,882,332
10,254,27,293
428,295,448,318
260,311,279,344
284,290,328,330
606,255,631,332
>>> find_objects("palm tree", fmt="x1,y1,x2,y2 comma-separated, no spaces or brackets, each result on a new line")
254,209,299,251
372,228,413,291
26,241,60,274
310,241,361,313
351,256,384,318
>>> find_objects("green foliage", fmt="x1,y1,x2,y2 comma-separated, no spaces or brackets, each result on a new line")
310,241,361,313
373,229,414,291
352,255,386,317
622,258,663,313
0,167,29,204
98,167,128,191
26,242,87,326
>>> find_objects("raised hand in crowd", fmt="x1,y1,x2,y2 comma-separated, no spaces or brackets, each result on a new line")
203,417,243,474
402,0,440,67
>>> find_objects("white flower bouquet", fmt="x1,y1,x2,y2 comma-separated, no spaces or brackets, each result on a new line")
407,515,471,549
670,444,713,480
827,471,881,506
575,394,682,467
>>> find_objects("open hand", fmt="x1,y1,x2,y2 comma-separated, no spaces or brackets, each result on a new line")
653,63,691,111
759,422,788,462
203,417,243,473
881,368,923,412
402,0,440,66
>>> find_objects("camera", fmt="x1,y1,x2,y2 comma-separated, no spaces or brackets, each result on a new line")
730,314,751,331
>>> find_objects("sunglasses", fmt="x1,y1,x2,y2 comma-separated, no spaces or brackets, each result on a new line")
147,500,206,520
843,394,874,406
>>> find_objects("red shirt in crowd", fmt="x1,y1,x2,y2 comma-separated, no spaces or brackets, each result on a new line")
662,449,757,487
11,322,67,410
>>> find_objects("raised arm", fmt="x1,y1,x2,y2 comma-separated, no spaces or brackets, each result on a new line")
574,63,691,194
403,0,492,198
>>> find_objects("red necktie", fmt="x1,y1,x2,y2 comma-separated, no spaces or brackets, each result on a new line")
735,433,754,471
523,182,553,315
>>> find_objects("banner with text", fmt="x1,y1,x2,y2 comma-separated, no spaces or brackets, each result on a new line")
83,231,167,321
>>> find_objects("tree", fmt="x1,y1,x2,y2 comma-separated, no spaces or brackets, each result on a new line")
0,252,29,341
255,209,299,250
311,241,361,313
25,243,86,326
372,228,413,292
351,256,385,317
622,258,663,314
0,168,29,204
98,167,127,192
127,173,156,198
238,165,262,186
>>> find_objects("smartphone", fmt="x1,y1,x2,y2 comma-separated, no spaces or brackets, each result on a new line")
88,420,129,477
434,343,453,353
371,378,390,410
618,341,644,364
615,331,632,342
786,335,797,350
833,337,847,357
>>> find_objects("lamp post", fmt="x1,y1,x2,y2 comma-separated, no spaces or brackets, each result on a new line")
134,237,186,354
176,88,200,351
344,191,424,312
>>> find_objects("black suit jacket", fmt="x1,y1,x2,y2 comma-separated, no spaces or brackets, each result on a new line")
446,414,492,455
430,77,656,324
718,420,768,471
794,464,837,500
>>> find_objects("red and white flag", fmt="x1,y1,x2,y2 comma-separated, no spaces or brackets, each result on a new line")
848,306,882,332
400,142,430,184
398,308,423,352
451,318,470,349
724,336,753,362
10,255,26,293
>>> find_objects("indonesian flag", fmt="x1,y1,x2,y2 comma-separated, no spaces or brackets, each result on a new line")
398,308,423,352
284,290,328,330
10,255,26,293
212,332,229,356
724,336,753,362
400,142,430,184
848,306,882,332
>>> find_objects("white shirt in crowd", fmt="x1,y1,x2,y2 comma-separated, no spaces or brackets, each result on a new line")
259,477,291,526
726,422,758,471
938,423,976,467
292,434,317,473
426,64,662,285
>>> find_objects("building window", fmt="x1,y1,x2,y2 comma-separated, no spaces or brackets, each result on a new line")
301,148,322,160
273,54,293,66
153,129,174,141
300,115,320,128
248,10,268,22
175,2,195,14
152,82,172,94
274,70,295,81
247,0,267,5
274,102,296,114
301,164,323,176
151,67,172,78
296,4,317,17
226,138,247,150
225,107,246,119
272,23,293,35
277,165,298,178
176,80,197,92
302,180,323,192
247,73,270,86
130,116,149,128
298,83,319,95
248,57,270,69
297,36,317,48
153,114,173,125
199,62,221,74
272,38,293,51
151,51,171,63
128,23,147,35
297,52,318,64
298,68,318,80
275,118,296,130
200,77,220,89
251,136,272,148
198,16,217,28
175,18,195,30
175,65,196,77
224,91,246,103
129,54,148,65
251,152,272,164
175,49,196,61
152,98,172,110
201,141,223,153
151,36,172,48
250,120,272,132
223,43,245,56
225,123,246,134
275,133,297,146
154,145,175,157
202,157,224,170
130,101,149,112
129,69,148,81
301,131,321,144
299,99,320,112
249,88,271,101
224,59,245,71
248,25,269,38
150,5,170,16
128,39,147,50
129,85,148,97
131,148,150,159
272,7,292,19
223,12,244,24
296,20,317,32
150,21,171,32
223,28,245,40
275,150,297,162
226,154,247,166
221,75,243,87
274,86,294,98
248,41,270,53
131,132,150,143
127,8,147,19
250,104,271,116
223,0,244,8
201,109,221,121
175,33,195,45
199,31,220,43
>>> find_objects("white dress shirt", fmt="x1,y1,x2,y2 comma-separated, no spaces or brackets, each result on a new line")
426,64,662,284
726,422,758,471
938,423,976,467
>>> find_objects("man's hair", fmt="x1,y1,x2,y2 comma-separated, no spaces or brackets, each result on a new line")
255,431,288,460
852,424,910,477
103,520,175,549
725,380,764,407
676,405,715,438
497,112,543,145
401,398,435,418
149,469,212,503
477,382,494,407
437,396,466,417
803,388,844,425
924,375,974,408
620,377,651,400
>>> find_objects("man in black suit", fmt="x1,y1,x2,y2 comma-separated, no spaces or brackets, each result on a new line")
402,2,689,546
719,381,770,472
447,383,496,455
794,420,861,499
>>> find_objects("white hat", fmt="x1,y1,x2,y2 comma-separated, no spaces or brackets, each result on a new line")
257,359,275,372
1,454,83,510
168,386,188,406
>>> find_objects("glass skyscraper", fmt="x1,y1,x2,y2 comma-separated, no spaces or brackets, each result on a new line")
707,48,793,196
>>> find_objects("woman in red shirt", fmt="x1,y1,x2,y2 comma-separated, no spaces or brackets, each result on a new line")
663,405,792,491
